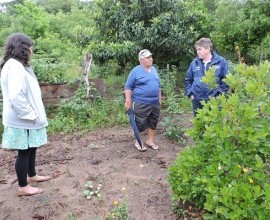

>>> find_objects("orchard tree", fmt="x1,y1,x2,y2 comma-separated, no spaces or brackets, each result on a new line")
0,0,83,83
0,0,49,40
88,0,204,74
34,0,83,13
210,0,270,64
47,5,95,48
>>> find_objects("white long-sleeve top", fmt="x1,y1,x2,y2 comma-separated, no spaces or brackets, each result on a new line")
1,58,48,129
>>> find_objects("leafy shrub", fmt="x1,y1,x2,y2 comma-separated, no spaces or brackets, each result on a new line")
159,67,190,114
91,61,120,79
168,62,270,219
33,32,81,84
159,67,190,146
48,85,128,134
161,116,187,145
33,59,73,84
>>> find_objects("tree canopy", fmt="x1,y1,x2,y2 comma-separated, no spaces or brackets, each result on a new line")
0,0,270,82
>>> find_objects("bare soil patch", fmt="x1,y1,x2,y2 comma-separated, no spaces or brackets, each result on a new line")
0,114,193,220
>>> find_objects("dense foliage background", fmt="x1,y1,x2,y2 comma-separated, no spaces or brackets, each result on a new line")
1,0,270,219
1,0,270,83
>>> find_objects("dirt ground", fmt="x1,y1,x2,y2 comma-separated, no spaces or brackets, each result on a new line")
0,114,193,220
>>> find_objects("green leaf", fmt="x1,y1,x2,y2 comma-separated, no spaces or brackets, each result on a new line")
255,154,264,169
83,190,90,196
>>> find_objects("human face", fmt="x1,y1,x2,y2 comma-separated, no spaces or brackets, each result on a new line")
196,46,211,61
140,55,153,68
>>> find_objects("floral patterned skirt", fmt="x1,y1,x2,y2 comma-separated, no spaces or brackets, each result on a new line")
1,126,47,150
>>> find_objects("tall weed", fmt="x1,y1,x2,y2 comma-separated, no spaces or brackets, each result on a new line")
159,67,190,144
159,67,190,114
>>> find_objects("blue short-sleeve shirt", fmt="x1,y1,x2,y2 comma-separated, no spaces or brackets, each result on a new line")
125,65,160,105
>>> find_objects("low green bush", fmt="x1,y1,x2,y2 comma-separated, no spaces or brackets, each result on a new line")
48,85,128,134
168,62,270,219
161,116,187,145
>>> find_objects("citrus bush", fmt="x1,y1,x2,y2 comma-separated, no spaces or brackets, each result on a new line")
168,62,270,219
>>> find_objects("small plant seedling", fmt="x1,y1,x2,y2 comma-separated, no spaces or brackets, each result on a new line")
83,181,102,200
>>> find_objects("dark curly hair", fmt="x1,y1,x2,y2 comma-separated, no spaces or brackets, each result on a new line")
0,33,34,70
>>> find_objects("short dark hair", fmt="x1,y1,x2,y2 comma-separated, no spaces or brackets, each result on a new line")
195,38,213,52
0,33,34,69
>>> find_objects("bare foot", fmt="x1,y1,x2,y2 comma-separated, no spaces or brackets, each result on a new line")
28,175,52,183
17,185,44,197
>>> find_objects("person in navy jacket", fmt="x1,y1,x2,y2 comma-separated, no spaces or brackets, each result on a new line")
185,38,229,116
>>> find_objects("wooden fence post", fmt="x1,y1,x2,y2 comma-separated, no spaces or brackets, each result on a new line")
82,53,93,96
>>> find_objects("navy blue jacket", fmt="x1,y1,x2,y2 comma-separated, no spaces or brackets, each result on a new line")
185,52,229,101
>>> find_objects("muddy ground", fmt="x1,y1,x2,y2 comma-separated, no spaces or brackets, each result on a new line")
0,113,194,220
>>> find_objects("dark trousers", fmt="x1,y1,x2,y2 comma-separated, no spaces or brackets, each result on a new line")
192,99,204,117
133,102,160,132
15,148,37,187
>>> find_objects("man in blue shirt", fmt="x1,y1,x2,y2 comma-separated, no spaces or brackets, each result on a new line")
185,38,229,116
125,49,161,151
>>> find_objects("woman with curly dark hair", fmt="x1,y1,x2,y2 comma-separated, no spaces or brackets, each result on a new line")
0,33,51,196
